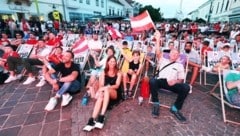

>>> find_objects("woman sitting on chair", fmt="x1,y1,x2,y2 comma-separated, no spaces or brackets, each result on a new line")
83,55,122,131
86,46,116,98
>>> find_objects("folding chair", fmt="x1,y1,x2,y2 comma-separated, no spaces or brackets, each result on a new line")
213,69,240,125
148,53,189,108
201,51,224,93
120,51,146,99
74,49,90,89
16,44,33,58
16,44,34,79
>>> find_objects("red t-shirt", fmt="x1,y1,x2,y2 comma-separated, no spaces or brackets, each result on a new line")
54,21,60,29
2,51,20,69
46,38,60,46
48,54,63,65
201,46,213,56
26,38,38,45
0,38,10,46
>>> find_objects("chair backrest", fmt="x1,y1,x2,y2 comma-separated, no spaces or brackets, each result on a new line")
206,51,225,68
38,45,54,57
221,69,240,103
74,50,89,72
162,53,188,66
230,52,240,69
16,44,33,58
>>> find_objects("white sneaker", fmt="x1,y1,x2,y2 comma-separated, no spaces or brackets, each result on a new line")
44,97,57,111
36,79,46,87
94,122,104,129
83,124,95,131
189,85,192,94
4,76,17,83
23,77,36,85
83,118,96,131
61,93,73,106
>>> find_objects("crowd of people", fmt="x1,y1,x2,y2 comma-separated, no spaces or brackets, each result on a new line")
1,18,240,131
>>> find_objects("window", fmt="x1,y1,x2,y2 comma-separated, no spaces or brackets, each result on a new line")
86,0,90,4
109,9,111,15
79,0,83,3
96,0,99,6
225,0,229,11
216,2,219,14
101,0,104,8
220,1,224,13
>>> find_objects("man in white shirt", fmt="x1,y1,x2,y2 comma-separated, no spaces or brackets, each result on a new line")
88,31,103,56
150,30,190,122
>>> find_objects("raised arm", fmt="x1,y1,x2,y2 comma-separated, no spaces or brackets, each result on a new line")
154,30,162,60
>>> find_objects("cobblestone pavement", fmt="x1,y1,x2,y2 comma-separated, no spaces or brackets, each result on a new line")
0,75,240,136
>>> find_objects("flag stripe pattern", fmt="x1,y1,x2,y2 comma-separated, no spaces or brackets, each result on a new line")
130,10,155,32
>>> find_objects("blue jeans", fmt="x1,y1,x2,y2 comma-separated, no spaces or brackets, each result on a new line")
230,93,240,107
149,78,190,110
57,80,81,96
51,74,81,96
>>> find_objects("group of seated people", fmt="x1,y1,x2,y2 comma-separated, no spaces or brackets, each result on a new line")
1,28,240,132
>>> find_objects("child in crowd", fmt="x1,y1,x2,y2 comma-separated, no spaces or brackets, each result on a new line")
120,49,142,99
202,55,231,72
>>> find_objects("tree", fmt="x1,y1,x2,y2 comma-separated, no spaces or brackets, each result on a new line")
139,5,163,22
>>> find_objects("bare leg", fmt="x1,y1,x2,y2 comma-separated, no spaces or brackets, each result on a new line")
190,66,199,85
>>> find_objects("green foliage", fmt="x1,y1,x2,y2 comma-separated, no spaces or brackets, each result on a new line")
139,5,163,22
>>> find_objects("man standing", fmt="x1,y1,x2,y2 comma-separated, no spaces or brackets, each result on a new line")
44,51,81,111
150,30,190,122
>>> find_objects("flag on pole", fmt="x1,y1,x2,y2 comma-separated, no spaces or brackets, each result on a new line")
107,26,123,39
130,10,155,32
72,37,89,54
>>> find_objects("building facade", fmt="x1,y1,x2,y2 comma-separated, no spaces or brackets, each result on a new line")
0,0,136,22
188,0,240,23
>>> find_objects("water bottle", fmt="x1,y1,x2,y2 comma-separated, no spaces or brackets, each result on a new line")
81,93,90,106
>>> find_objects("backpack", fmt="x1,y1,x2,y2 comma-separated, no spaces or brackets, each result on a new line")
140,76,150,98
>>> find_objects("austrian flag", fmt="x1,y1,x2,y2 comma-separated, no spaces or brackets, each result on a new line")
107,26,123,39
71,37,89,54
130,10,155,32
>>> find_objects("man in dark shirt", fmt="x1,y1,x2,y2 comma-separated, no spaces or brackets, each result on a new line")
44,51,81,111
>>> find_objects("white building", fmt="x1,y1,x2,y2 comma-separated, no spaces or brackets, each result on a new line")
0,0,64,22
189,0,240,23
0,0,134,22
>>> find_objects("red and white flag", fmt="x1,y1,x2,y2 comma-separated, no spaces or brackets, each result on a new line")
130,10,155,32
72,37,89,54
107,26,123,39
